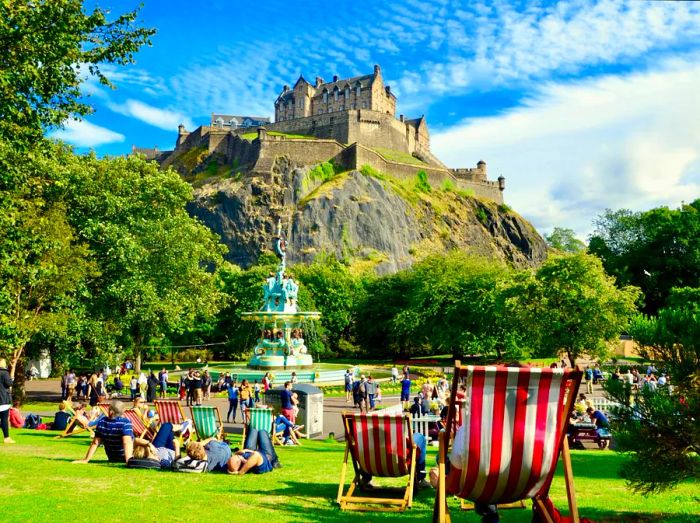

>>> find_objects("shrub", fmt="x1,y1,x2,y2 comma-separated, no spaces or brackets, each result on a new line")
441,178,455,192
475,206,488,225
414,170,431,193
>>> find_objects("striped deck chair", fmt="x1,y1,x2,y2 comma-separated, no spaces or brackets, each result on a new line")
154,399,187,424
337,412,417,512
155,399,190,444
123,409,155,440
96,402,111,416
433,363,583,523
190,406,224,441
242,408,285,446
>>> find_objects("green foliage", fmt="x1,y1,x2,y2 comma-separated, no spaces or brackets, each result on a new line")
0,0,154,148
294,255,361,351
360,164,382,179
545,227,586,253
414,170,432,193
475,206,488,225
589,201,700,314
513,253,641,364
605,286,700,493
498,203,512,213
440,178,455,192
605,379,699,494
309,161,337,183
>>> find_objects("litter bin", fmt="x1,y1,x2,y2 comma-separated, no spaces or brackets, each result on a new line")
265,383,324,439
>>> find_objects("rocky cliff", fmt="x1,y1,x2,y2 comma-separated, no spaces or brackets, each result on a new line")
187,158,547,273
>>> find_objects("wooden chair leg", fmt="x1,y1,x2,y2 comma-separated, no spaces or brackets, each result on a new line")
337,445,350,505
561,437,580,523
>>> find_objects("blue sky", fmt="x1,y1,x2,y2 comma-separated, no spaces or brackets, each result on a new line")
53,0,700,237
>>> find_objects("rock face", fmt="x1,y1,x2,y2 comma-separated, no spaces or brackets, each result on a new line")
187,159,547,272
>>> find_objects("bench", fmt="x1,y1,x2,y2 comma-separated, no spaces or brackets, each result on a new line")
568,422,611,449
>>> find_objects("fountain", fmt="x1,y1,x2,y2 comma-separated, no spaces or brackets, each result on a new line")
242,220,321,369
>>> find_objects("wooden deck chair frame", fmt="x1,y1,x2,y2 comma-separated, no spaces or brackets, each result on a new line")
433,362,583,523
242,407,285,446
123,408,155,440
190,405,224,441
96,402,111,416
54,418,94,439
337,412,417,513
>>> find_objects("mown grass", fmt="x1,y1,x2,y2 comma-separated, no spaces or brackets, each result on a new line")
1,429,697,522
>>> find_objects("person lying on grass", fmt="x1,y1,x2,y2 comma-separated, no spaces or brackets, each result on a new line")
186,438,235,473
227,427,281,475
131,422,182,469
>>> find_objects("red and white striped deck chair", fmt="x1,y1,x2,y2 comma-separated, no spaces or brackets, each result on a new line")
433,363,583,523
337,412,417,512
154,399,187,424
123,409,155,441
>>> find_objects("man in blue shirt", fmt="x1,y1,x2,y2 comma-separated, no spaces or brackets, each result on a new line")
400,375,412,409
73,400,134,463
280,381,295,421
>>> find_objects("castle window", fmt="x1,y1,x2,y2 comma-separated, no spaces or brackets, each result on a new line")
340,104,345,111
334,88,339,101
323,90,328,103
345,87,350,99
356,83,361,97
352,103,356,109
362,101,367,109
318,108,324,114
215,117,224,128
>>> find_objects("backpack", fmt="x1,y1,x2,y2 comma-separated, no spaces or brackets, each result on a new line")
24,413,42,429
173,456,207,473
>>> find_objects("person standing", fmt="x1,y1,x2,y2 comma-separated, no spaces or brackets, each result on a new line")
400,374,412,410
391,366,399,383
60,371,68,401
137,372,148,400
159,368,169,399
239,380,252,423
202,370,212,401
226,380,239,423
344,369,353,403
146,371,158,403
366,376,377,411
280,382,295,422
192,371,203,406
66,370,76,401
129,375,138,401
0,359,15,444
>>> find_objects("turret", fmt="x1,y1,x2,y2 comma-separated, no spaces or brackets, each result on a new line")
176,123,189,148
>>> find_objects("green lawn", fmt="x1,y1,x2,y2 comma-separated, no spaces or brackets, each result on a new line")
1,429,697,522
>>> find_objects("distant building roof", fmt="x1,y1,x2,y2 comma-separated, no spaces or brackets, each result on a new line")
277,73,376,103
210,114,271,128
131,145,161,160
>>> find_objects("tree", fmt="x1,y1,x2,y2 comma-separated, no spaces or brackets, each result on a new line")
589,202,700,314
0,0,154,147
544,227,585,253
517,253,640,365
0,142,98,401
393,252,519,360
604,287,700,493
294,255,359,351
58,149,226,372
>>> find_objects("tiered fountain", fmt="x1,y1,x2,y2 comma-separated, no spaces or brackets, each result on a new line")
242,220,321,369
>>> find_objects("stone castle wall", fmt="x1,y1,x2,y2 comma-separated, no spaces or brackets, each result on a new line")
252,109,428,158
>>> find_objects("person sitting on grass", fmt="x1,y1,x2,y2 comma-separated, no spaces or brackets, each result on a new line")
274,414,303,446
50,402,72,432
9,401,25,429
227,426,280,475
72,400,134,464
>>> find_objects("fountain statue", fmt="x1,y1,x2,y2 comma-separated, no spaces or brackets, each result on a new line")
242,220,321,369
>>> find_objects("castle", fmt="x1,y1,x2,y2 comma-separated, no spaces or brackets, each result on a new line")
155,65,505,202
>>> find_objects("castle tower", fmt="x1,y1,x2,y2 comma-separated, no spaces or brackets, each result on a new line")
176,123,189,148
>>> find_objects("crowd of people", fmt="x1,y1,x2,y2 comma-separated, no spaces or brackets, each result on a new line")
70,399,281,475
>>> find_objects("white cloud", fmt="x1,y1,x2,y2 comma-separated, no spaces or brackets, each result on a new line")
432,58,700,237
51,119,125,148
107,99,194,131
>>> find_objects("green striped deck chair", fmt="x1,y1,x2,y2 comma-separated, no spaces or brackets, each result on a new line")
242,407,284,446
190,406,224,441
